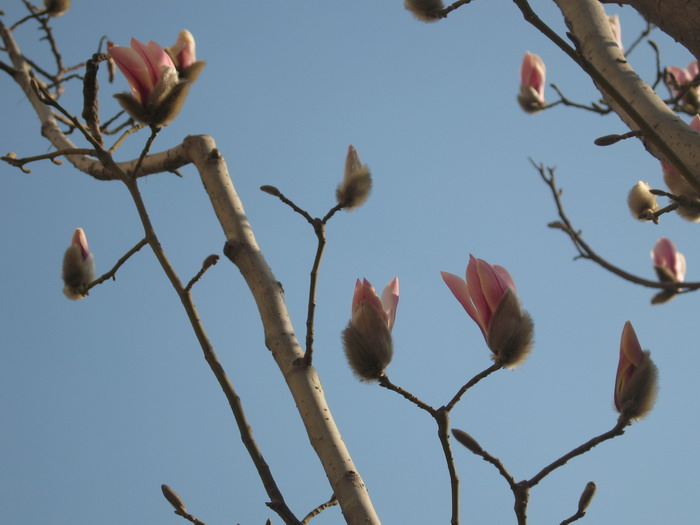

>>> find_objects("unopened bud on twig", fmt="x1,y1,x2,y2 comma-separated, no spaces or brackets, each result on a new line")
403,0,444,22
260,185,281,197
577,481,597,513
62,228,96,300
451,429,483,455
336,145,372,210
44,0,71,17
341,278,399,381
161,484,186,512
614,322,659,420
627,181,658,221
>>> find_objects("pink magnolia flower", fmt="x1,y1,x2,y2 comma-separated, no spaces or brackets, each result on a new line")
614,322,658,419
652,238,686,282
665,61,700,106
62,227,96,300
109,38,177,106
517,52,546,113
167,30,196,71
442,255,533,368
351,278,399,332
342,277,399,381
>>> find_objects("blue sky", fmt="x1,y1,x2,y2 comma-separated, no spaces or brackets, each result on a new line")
1,2,699,524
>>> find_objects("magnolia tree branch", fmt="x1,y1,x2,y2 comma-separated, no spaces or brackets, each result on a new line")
186,135,381,525
511,0,700,193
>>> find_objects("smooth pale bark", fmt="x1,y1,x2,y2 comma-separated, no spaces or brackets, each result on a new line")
1,20,380,525
555,0,700,192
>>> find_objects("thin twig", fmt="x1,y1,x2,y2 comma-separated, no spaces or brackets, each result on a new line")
532,160,700,292
623,21,653,57
445,362,502,411
378,374,436,414
185,254,220,293
130,126,160,178
2,148,95,173
82,237,148,294
303,218,325,365
548,83,611,114
301,493,338,524
441,0,475,18
526,416,629,487
109,123,145,153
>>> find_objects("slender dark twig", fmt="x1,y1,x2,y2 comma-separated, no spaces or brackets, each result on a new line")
185,255,220,293
548,84,611,114
445,362,502,411
533,160,700,292
527,416,629,487
623,22,653,57
378,374,436,414
84,237,148,293
130,126,160,178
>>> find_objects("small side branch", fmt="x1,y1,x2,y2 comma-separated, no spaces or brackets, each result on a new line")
527,417,629,488
85,237,148,293
301,493,338,524
185,254,220,293
533,160,700,292
445,362,502,411
2,148,95,173
378,374,436,415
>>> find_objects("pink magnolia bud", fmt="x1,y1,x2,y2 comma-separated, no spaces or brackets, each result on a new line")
341,277,399,381
165,30,206,83
62,228,96,300
336,145,372,210
108,38,190,126
608,15,623,53
167,30,196,70
652,237,686,282
517,52,546,114
664,61,700,109
441,255,533,369
614,322,658,420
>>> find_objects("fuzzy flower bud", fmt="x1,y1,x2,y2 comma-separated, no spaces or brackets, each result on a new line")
451,429,484,455
441,255,534,369
109,37,196,127
341,278,399,381
627,181,657,221
517,52,546,114
336,145,372,210
614,322,659,420
577,482,597,514
403,0,444,22
161,484,186,512
44,0,71,17
62,228,96,300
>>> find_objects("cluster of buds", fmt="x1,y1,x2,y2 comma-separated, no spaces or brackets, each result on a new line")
341,278,399,381
650,237,686,305
108,30,205,127
614,322,658,420
518,52,546,114
441,255,534,369
403,0,444,22
336,145,372,210
62,228,96,300
664,61,700,112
